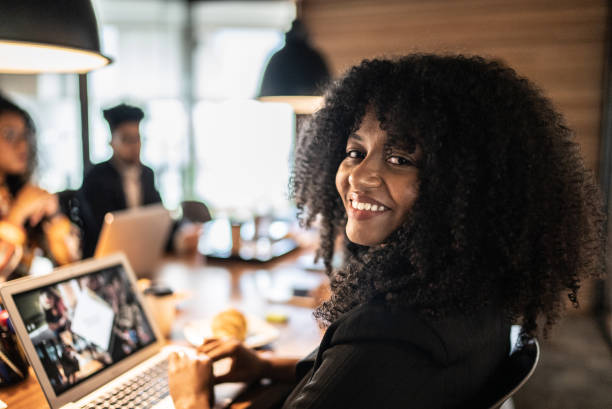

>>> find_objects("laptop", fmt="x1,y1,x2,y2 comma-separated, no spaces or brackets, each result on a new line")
94,204,173,276
0,253,245,409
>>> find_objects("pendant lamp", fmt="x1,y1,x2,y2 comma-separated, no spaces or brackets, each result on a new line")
0,0,111,74
258,20,330,115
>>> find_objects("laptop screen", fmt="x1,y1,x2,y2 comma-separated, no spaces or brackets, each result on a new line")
12,263,157,396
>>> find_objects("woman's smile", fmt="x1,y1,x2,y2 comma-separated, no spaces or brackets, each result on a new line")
348,193,389,219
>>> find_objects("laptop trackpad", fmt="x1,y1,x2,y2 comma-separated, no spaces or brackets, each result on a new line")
151,383,247,409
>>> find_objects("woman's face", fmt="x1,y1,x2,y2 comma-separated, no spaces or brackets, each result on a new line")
335,110,421,246
0,112,29,176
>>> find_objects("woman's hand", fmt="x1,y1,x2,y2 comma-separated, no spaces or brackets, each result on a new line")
44,216,81,264
168,349,215,409
7,184,59,227
198,338,268,384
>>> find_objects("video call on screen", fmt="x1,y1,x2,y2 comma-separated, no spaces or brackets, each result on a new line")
14,265,156,395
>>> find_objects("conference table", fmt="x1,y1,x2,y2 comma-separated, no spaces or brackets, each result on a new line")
0,247,327,409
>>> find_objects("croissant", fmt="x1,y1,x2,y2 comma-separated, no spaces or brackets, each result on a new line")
211,308,247,341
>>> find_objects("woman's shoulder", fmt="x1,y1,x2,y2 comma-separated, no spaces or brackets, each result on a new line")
327,301,509,366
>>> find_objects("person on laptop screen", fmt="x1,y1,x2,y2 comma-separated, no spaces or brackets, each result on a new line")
0,94,80,281
78,103,200,258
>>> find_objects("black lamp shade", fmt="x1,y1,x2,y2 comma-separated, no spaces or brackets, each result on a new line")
259,40,329,97
0,0,111,73
258,20,330,114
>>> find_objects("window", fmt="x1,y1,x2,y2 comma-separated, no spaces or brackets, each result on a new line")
1,0,297,215
90,0,296,213
89,3,188,209
192,20,295,213
193,100,294,212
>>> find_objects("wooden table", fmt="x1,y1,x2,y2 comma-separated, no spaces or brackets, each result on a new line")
0,249,326,408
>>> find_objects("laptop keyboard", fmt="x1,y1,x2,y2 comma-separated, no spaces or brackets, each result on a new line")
82,358,169,409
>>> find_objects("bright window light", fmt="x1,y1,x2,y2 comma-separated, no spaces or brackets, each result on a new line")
195,28,284,100
193,100,294,213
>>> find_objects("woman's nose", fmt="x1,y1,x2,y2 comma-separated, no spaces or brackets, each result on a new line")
349,159,382,189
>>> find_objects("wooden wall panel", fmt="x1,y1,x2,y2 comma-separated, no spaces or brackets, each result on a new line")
302,0,607,174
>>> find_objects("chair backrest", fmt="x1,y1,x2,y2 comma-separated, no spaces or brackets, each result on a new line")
463,325,540,409
57,189,77,217
487,337,540,409
181,200,212,223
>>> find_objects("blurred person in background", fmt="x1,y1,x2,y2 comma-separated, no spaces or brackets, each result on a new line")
39,288,71,337
0,94,80,281
59,344,80,385
78,103,200,258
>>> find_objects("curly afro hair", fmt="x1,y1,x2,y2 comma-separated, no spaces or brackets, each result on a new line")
291,54,605,338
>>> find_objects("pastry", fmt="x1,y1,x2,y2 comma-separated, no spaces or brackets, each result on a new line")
211,308,247,341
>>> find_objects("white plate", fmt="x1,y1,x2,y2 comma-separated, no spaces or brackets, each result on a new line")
183,314,280,348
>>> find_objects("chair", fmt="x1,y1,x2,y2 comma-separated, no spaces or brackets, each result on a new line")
489,338,539,409
468,325,540,409
180,200,212,223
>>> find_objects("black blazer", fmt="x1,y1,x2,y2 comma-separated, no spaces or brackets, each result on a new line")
282,301,510,409
78,160,162,257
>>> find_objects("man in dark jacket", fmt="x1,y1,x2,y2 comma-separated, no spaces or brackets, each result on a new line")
78,104,183,257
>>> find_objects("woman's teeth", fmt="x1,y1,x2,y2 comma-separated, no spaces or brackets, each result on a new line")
351,200,386,211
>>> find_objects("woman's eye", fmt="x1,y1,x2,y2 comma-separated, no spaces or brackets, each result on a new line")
388,156,414,166
2,132,16,143
346,150,365,159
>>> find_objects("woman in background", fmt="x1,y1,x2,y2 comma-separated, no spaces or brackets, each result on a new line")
0,94,80,281
168,55,605,408
39,288,70,336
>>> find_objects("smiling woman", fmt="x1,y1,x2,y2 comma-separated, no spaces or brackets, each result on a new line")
294,56,605,337
167,54,605,409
